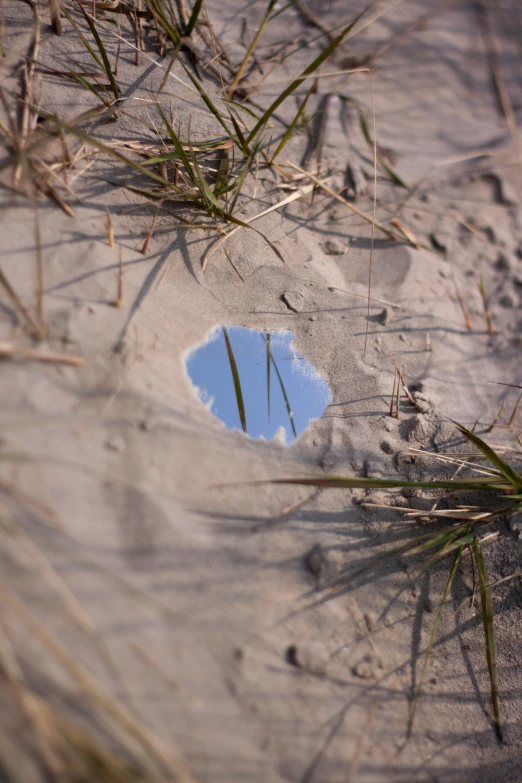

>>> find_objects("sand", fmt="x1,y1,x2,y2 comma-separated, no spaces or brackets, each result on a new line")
1,0,522,780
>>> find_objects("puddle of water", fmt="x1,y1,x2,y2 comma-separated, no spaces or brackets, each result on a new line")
185,326,331,445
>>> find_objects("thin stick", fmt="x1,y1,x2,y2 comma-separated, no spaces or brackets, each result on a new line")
299,278,400,308
285,162,399,241
507,392,522,428
390,370,397,417
33,202,44,331
223,249,245,282
478,275,494,335
486,401,504,433
0,267,44,339
105,204,114,247
140,209,159,255
475,0,522,178
451,272,473,331
0,343,85,366
114,13,122,76
133,0,141,66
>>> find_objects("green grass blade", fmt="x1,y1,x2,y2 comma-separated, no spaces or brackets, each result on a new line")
227,153,253,213
227,0,278,98
61,8,102,68
175,57,237,143
228,99,264,121
228,111,247,152
68,71,110,106
266,333,271,422
75,3,120,100
269,81,314,164
407,528,472,559
184,0,203,36
223,327,247,433
258,475,512,492
407,542,465,737
213,148,230,200
321,522,470,590
155,104,196,181
245,9,366,146
188,142,222,212
453,421,522,491
143,0,181,46
270,354,297,440
474,537,502,742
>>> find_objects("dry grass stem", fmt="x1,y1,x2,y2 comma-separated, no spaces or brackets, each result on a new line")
0,267,45,340
0,342,85,366
105,204,114,247
299,278,400,308
285,162,400,242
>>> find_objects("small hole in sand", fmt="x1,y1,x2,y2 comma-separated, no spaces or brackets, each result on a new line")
285,645,300,667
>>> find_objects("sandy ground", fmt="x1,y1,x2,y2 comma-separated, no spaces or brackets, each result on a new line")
1,0,522,780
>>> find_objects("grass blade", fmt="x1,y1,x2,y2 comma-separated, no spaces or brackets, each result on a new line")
223,327,247,433
226,0,278,99
175,56,237,143
255,475,513,492
227,152,253,214
155,104,195,181
407,542,465,737
184,0,203,36
74,3,120,100
213,148,230,200
143,0,181,46
188,141,222,213
270,354,297,440
61,7,102,69
474,536,502,742
269,81,314,164
453,422,522,491
266,332,271,422
245,9,366,146
228,110,247,152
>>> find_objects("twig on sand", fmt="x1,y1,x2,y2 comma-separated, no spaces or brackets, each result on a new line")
0,343,85,366
0,267,45,340
284,162,400,242
300,279,401,309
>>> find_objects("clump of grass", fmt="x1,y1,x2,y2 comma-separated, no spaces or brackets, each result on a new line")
257,421,522,741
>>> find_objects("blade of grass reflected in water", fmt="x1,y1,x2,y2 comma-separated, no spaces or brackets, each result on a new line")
270,353,297,440
266,332,271,423
222,327,247,433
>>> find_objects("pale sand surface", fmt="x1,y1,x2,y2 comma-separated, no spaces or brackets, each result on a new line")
1,1,522,780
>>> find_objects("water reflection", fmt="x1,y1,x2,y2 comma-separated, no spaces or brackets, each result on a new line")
185,326,331,444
